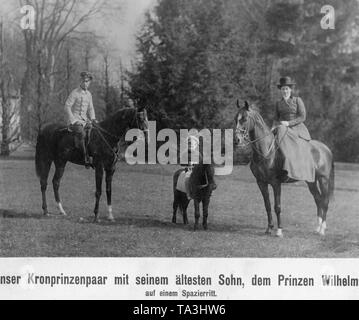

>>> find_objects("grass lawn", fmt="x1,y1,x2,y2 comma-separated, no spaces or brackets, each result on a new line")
1,151,359,257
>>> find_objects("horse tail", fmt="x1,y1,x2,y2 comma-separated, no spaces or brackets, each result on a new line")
35,130,51,179
328,161,335,201
35,133,44,178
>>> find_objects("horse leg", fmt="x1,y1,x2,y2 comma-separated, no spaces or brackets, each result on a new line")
318,177,330,236
272,183,283,238
306,181,323,234
193,200,200,231
52,161,67,216
105,167,115,221
257,181,274,235
40,161,52,216
202,196,210,230
94,164,104,223
172,197,178,223
183,198,190,225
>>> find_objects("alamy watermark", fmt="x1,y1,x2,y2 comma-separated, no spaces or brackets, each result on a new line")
20,4,336,31
20,5,35,30
124,122,234,175
320,5,335,30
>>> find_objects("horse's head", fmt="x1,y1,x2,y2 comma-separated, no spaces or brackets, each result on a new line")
234,100,253,147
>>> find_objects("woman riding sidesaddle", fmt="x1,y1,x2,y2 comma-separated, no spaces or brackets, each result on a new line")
274,76,315,183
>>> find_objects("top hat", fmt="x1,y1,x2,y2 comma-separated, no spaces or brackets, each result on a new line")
277,76,296,89
80,71,93,81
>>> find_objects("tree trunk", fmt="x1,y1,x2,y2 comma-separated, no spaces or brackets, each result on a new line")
104,54,111,116
20,29,35,141
0,97,10,156
66,44,71,96
0,17,9,156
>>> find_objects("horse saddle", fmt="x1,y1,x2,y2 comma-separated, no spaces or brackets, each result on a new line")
58,124,93,148
176,170,192,194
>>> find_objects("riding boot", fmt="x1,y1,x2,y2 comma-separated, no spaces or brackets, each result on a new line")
82,140,92,169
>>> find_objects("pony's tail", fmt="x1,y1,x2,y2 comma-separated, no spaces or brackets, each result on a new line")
328,161,335,201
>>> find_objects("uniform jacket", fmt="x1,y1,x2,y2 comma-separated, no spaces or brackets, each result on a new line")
274,96,311,141
64,87,95,125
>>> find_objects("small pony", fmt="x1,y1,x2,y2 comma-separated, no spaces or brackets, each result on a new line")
172,162,216,230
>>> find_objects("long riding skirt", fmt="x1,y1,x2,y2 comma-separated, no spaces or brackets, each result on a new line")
276,125,315,182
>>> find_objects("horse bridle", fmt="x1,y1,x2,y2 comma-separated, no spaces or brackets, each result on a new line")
235,114,286,159
92,109,148,166
235,114,255,147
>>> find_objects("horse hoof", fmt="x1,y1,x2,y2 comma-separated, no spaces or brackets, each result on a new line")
172,218,176,224
276,229,283,238
203,224,208,230
265,228,272,235
194,225,198,231
108,216,115,222
93,218,99,223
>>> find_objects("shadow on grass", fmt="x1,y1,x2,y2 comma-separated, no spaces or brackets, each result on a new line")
0,209,44,219
319,234,359,254
74,212,265,236
0,156,35,161
0,209,67,220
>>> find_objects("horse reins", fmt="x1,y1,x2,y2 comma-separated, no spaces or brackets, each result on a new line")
236,116,288,160
91,110,146,167
89,123,120,166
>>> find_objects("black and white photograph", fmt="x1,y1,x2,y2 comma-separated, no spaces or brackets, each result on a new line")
0,0,359,301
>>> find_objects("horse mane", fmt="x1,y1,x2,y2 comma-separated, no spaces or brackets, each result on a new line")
100,108,136,136
247,107,270,133
102,107,136,124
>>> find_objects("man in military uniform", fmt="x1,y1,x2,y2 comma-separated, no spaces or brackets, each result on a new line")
64,71,97,168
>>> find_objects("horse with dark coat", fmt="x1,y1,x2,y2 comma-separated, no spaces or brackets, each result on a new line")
35,107,148,222
172,160,216,230
234,101,334,236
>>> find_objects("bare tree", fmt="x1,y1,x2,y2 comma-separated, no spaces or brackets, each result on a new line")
0,16,21,156
103,51,111,115
19,0,108,139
